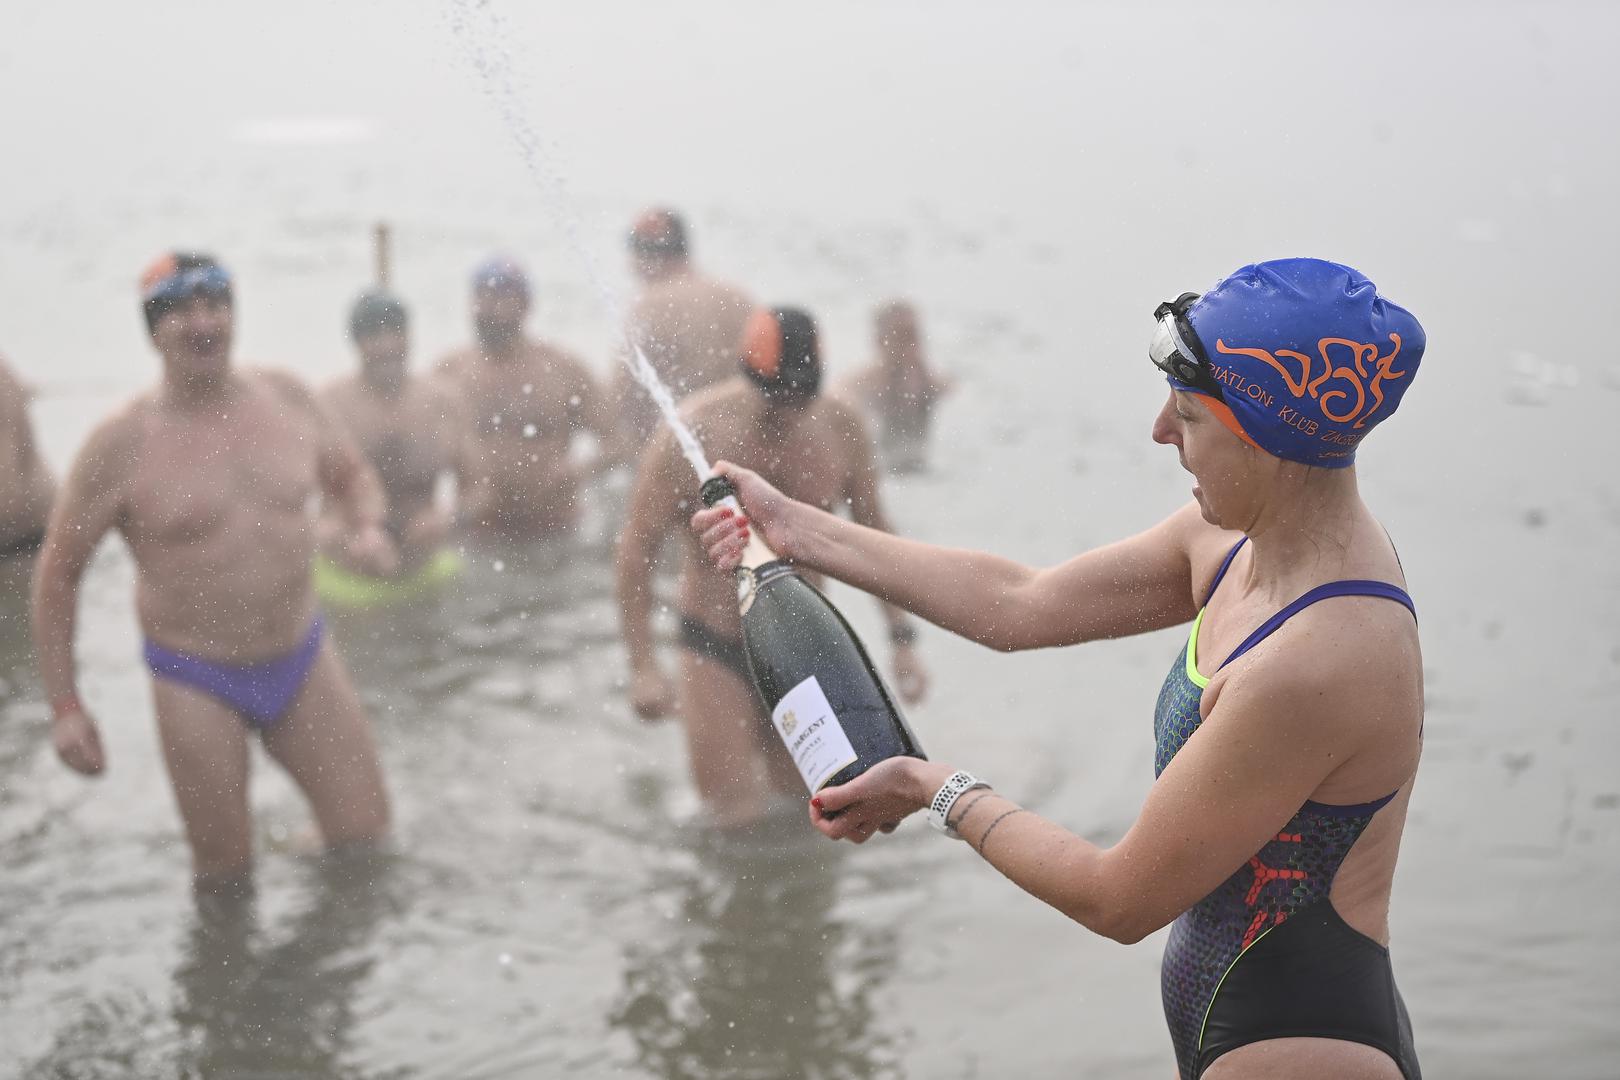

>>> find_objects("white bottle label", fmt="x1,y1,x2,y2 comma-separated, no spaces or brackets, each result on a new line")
771,675,859,794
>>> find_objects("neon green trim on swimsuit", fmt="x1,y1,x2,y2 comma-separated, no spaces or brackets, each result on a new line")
1185,607,1211,689
1197,923,1275,1053
313,549,464,609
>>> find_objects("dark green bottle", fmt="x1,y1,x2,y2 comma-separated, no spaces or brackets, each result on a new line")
700,475,926,795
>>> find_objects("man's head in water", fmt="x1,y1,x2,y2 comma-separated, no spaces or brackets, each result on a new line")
350,289,409,396
627,208,690,283
875,300,923,366
1149,257,1425,528
140,252,234,384
471,256,531,352
740,307,821,416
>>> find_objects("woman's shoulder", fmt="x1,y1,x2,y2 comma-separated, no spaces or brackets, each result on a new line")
1213,581,1422,751
1165,506,1247,603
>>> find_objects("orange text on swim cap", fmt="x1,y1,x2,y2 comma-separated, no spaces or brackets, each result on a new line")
1215,335,1408,430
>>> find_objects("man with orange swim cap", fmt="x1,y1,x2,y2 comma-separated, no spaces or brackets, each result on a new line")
615,306,926,830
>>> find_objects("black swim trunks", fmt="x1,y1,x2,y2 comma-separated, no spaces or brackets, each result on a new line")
676,615,752,685
0,527,45,560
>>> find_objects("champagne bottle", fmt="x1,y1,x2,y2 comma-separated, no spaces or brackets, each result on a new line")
699,475,926,796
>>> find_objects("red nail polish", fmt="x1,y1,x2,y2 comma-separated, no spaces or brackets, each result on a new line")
811,797,823,809
719,508,733,518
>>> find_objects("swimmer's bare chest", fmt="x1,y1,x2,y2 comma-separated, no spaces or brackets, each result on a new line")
122,385,321,648
460,350,578,448
343,390,456,499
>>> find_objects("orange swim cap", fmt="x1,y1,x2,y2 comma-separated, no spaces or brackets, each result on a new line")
741,309,783,378
739,306,820,406
627,208,688,257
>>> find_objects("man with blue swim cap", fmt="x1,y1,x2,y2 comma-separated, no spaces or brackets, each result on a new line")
435,254,622,539
34,251,395,896
1150,257,1424,468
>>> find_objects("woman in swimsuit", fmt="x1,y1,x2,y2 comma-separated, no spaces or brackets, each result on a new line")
691,259,1426,1079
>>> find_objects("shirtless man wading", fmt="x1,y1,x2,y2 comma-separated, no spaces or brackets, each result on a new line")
33,253,394,893
435,257,619,540
318,289,485,591
0,352,56,569
616,306,927,828
612,208,755,449
835,300,952,473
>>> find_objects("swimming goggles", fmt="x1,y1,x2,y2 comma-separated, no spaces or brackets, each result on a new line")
143,264,233,306
1149,292,1224,402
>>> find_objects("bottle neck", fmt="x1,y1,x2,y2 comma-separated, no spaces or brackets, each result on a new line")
715,494,781,570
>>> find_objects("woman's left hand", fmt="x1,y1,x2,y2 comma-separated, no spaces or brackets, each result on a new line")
809,757,955,843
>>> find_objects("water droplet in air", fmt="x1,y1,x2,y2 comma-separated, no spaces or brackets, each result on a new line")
523,423,537,437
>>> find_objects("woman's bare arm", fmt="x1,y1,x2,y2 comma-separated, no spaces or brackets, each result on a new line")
695,461,1204,652
811,615,1413,942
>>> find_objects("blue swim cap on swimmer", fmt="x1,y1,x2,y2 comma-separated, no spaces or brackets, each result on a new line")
471,255,530,298
1170,258,1424,469
140,252,232,332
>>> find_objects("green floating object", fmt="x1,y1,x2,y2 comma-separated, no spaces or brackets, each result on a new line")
313,549,465,609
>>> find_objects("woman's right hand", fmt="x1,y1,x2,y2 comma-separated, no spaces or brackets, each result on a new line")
52,706,106,776
689,461,799,571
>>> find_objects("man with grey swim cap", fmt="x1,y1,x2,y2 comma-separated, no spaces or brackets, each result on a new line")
317,289,486,604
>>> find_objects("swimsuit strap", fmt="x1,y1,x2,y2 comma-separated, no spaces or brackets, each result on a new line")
1204,538,1249,605
1217,580,1415,672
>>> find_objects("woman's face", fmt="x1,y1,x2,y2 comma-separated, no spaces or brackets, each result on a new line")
1151,390,1270,529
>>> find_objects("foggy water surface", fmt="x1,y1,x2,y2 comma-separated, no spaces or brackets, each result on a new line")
2,2,1618,1077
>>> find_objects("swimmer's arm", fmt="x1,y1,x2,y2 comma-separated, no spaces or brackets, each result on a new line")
297,381,388,534
266,371,397,575
997,636,1397,942
738,462,1201,650
0,362,29,460
841,411,918,640
33,415,132,716
571,360,626,473
816,652,1359,942
447,397,493,532
614,433,687,676
308,385,355,549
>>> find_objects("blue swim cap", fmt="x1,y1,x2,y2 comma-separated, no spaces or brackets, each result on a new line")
471,255,530,298
1171,258,1424,469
